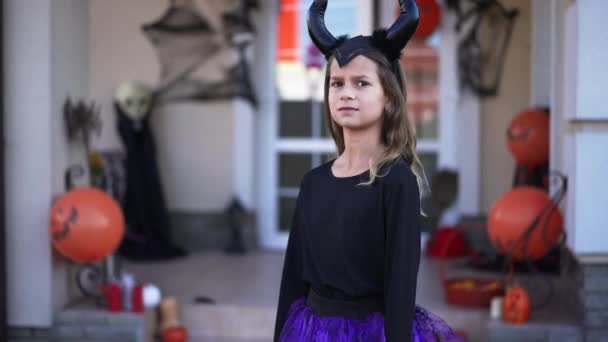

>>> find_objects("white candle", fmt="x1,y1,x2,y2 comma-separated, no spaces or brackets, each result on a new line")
490,296,503,320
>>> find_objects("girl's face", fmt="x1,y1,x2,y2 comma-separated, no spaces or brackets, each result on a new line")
328,55,386,131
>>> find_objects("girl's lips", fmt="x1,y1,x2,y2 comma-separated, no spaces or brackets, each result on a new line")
338,107,358,111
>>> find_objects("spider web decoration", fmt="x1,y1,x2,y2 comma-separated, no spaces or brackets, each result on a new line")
142,0,259,107
446,0,519,97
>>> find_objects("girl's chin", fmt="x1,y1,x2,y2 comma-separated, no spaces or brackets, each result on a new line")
338,122,368,131
333,117,357,127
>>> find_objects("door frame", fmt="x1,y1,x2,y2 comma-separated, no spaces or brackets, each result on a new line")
1,0,8,339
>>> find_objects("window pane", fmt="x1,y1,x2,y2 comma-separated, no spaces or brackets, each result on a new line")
321,152,337,164
308,152,337,169
321,119,331,138
280,101,311,137
402,40,439,139
318,103,333,138
418,152,437,230
410,106,438,139
279,153,312,188
418,152,438,183
278,196,298,232
276,0,358,102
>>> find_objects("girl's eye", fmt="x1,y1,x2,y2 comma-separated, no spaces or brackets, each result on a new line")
330,81,343,87
357,81,370,87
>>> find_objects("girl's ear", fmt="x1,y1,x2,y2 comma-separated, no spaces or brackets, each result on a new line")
384,95,393,113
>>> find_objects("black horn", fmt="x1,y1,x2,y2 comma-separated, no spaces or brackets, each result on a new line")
386,0,420,50
307,0,338,57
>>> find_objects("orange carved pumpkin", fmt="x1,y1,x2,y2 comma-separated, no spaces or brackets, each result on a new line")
49,187,125,263
506,108,549,166
487,186,563,261
502,285,530,324
162,326,188,342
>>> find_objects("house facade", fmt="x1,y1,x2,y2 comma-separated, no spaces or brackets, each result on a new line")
2,0,607,340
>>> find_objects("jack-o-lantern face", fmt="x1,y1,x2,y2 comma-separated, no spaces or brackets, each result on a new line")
502,285,530,324
506,108,549,166
162,326,188,342
50,206,78,241
49,188,124,263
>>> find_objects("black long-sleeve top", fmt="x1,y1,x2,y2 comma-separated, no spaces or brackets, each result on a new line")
274,158,421,341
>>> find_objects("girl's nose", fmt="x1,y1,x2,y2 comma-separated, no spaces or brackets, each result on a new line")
340,89,355,100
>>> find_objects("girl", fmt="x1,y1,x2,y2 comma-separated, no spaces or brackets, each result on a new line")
274,0,466,341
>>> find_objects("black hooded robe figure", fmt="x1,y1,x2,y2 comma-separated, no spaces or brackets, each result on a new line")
115,82,186,261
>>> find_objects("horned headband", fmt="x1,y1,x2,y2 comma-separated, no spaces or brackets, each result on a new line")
307,0,420,67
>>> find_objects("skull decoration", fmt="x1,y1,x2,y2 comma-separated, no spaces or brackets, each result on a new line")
114,81,153,121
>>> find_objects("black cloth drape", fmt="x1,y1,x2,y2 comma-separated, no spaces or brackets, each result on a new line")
116,103,186,261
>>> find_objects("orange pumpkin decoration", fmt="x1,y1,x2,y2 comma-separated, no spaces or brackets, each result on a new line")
49,187,125,263
487,187,563,261
413,0,441,39
506,108,549,166
502,285,530,324
161,326,188,342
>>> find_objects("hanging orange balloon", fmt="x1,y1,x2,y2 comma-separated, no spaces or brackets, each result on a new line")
506,108,549,166
487,186,563,261
413,0,441,39
502,285,531,324
49,187,125,263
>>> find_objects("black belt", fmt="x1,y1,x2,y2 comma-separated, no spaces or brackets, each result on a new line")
306,288,384,319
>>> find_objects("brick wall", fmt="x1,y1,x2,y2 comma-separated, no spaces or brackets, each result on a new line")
8,306,153,342
580,262,608,342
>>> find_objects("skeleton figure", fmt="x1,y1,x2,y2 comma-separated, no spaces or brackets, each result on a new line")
115,81,153,128
114,81,186,261
446,0,519,97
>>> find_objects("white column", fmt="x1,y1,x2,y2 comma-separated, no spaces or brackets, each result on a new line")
50,0,90,313
549,0,569,244
377,0,395,27
4,0,54,327
4,0,90,326
531,0,552,108
457,91,481,215
254,0,282,249
356,0,374,34
232,100,255,210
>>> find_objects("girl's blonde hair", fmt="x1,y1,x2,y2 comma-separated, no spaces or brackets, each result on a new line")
323,51,429,198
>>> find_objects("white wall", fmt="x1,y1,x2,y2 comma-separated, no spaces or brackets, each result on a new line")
546,0,608,255
480,0,531,212
574,0,608,121
89,0,243,212
50,0,91,313
565,0,608,254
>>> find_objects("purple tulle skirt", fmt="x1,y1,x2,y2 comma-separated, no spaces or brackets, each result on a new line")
279,298,467,342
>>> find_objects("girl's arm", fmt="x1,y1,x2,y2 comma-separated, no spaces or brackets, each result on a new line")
273,180,310,341
383,167,421,341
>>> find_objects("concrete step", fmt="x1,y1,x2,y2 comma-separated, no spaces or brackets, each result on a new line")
486,280,583,342
190,338,268,342
183,303,276,340
488,319,582,342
